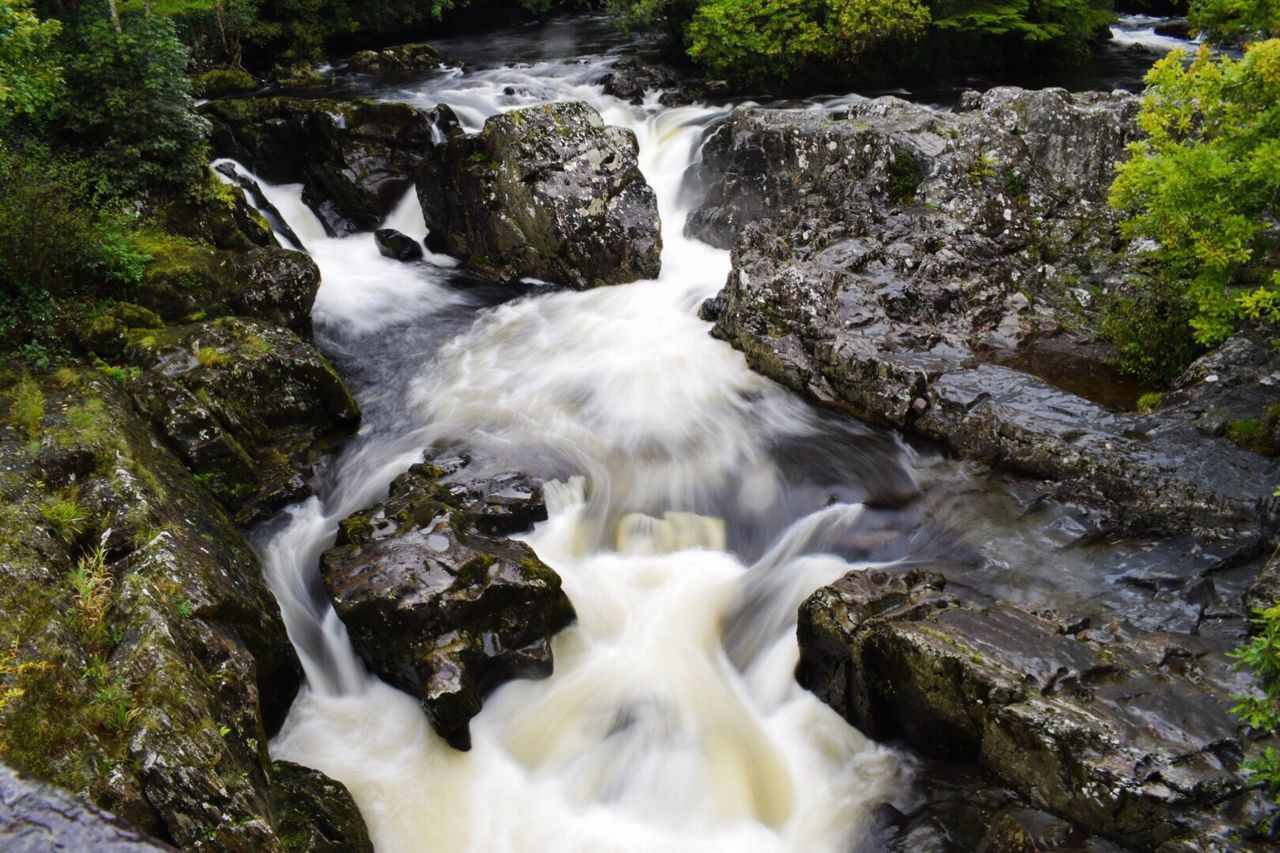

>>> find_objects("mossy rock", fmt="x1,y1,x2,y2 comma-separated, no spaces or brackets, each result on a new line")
0,368,307,847
193,68,259,99
119,318,359,525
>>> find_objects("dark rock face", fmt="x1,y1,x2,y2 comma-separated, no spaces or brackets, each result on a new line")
0,762,172,851
321,455,574,750
214,161,306,251
268,760,372,852
121,318,361,525
0,369,318,849
416,101,662,288
374,228,425,262
698,88,1280,538
205,98,448,235
797,570,1275,849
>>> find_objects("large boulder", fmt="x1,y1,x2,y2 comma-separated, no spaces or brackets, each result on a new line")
205,97,451,236
120,318,360,525
0,369,365,850
321,455,574,750
698,88,1280,538
416,101,662,288
347,43,454,74
797,569,1276,849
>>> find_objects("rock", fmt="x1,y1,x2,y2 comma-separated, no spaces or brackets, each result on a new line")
214,161,306,251
80,303,164,360
598,57,680,104
129,235,321,335
121,318,360,525
205,97,450,235
321,455,573,750
0,762,171,851
416,101,662,288
1154,19,1195,40
192,68,259,100
797,569,1275,848
1245,551,1280,623
374,228,424,262
348,43,453,74
1165,332,1280,456
698,89,1280,538
0,369,323,848
268,760,372,852
154,169,274,252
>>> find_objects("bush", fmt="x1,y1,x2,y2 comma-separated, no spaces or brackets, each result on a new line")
1100,274,1205,382
1108,41,1280,356
1190,0,1278,44
0,0,63,129
1233,602,1280,800
0,144,149,361
56,9,210,199
686,0,929,84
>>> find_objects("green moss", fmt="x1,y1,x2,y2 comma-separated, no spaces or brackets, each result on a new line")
1136,392,1164,413
40,492,88,545
192,68,258,99
1228,418,1269,448
887,149,920,204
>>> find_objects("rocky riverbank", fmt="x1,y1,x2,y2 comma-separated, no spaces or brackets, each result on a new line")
0,173,369,848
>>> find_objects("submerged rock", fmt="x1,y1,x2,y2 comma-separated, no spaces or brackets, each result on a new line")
797,569,1275,848
416,101,662,288
0,368,359,848
268,760,372,852
205,97,448,235
321,455,573,750
698,88,1280,538
121,317,360,525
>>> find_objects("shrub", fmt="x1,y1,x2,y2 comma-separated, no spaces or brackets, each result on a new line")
1190,0,1279,45
1108,41,1280,358
0,0,63,128
57,9,210,199
1232,602,1280,800
1100,275,1205,382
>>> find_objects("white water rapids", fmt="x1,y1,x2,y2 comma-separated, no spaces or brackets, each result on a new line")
232,58,918,852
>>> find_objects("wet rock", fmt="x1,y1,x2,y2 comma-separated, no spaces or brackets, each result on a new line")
154,170,275,252
1166,331,1280,456
205,97,447,235
121,317,360,525
0,762,171,851
417,101,662,288
214,161,306,251
80,303,164,360
129,239,320,336
0,369,310,848
699,89,1280,538
348,42,453,74
597,57,681,105
1245,551,1280,623
268,760,372,852
374,228,424,262
192,68,260,100
322,455,573,750
797,569,1275,848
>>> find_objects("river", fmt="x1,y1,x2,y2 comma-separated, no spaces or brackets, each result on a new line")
220,15,1200,851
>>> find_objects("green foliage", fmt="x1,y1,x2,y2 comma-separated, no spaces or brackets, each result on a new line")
68,544,114,651
8,376,44,439
930,0,1115,60
0,143,149,362
1100,275,1205,382
0,0,62,128
686,0,930,84
57,10,210,199
1109,41,1280,356
39,492,87,545
1190,0,1279,44
1232,603,1280,799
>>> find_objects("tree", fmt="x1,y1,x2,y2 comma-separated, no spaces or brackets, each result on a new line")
57,8,209,198
1108,41,1280,354
0,0,63,128
1190,0,1279,45
686,0,930,84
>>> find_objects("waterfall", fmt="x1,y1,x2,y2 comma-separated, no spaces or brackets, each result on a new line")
233,57,915,852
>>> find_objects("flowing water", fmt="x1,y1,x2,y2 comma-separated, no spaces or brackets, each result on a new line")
224,18,1204,851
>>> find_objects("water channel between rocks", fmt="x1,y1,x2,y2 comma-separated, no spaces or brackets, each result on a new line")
223,19,1212,851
